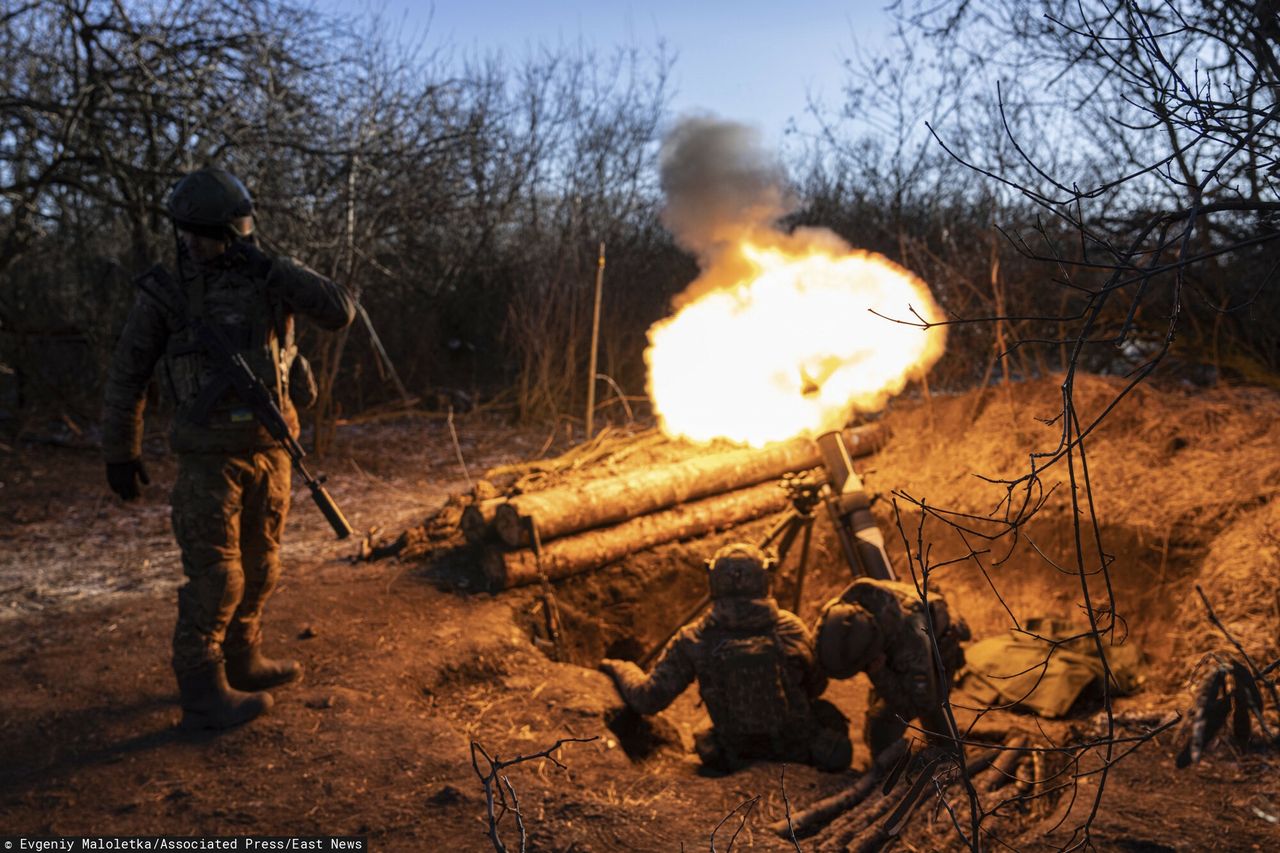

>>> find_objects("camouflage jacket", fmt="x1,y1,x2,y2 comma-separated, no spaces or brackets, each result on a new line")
102,250,354,461
818,579,969,718
607,597,827,740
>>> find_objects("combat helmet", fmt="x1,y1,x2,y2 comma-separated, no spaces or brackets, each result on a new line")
167,168,254,238
815,599,878,678
706,543,776,599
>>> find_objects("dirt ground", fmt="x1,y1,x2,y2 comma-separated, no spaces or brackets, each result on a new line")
2,377,1279,851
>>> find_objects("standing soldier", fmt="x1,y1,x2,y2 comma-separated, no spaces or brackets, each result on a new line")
103,168,355,731
814,579,970,759
599,543,853,772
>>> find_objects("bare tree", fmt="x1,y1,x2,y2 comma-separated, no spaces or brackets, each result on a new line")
802,1,1280,849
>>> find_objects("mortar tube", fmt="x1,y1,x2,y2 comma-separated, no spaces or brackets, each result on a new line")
815,431,896,582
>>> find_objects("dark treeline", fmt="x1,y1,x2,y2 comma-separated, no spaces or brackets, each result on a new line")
2,0,1277,445
0,0,682,443
798,0,1280,398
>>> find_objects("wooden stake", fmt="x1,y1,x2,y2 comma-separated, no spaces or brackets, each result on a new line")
585,242,605,441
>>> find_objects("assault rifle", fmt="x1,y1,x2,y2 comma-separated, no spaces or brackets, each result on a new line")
138,267,353,540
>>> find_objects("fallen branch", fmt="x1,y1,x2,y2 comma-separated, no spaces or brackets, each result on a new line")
469,735,598,853
768,739,908,839
819,746,998,853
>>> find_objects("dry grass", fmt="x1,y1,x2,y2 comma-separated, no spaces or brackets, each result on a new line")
875,373,1280,670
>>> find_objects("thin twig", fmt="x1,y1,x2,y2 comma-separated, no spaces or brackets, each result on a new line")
446,404,473,490
779,766,802,852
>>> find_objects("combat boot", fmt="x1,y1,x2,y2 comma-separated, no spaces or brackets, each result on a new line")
225,646,302,691
177,662,273,731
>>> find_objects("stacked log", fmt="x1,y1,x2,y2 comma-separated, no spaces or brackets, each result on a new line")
492,423,889,548
482,480,789,589
475,422,890,590
460,498,503,544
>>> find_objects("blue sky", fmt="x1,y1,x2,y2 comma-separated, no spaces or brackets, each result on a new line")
327,1,896,149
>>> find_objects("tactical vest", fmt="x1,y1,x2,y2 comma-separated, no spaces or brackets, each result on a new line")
697,629,813,743
146,260,301,451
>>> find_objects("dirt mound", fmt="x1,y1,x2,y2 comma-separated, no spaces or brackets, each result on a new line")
868,374,1280,676
479,375,1279,688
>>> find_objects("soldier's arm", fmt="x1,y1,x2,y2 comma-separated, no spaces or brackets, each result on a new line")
269,257,356,330
775,610,829,699
601,631,698,715
102,291,169,464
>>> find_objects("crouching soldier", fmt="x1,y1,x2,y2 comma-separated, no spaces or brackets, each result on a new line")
815,579,970,759
599,544,852,772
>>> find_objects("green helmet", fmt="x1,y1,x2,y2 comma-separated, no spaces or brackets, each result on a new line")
167,168,253,235
815,600,878,678
706,542,775,599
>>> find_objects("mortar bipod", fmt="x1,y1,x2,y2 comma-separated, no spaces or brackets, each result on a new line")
815,430,896,582
760,473,821,613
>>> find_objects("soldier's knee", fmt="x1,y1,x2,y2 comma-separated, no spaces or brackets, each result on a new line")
807,699,853,770
178,559,246,620
694,728,741,772
241,488,288,561
173,503,240,565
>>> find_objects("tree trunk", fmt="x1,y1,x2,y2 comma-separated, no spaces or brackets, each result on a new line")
482,479,792,589
492,423,889,547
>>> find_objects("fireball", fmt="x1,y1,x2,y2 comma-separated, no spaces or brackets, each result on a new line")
645,236,945,446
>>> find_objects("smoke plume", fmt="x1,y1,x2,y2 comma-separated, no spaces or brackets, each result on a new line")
659,117,795,299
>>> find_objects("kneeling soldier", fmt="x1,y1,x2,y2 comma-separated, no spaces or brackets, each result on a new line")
815,579,969,759
600,543,852,772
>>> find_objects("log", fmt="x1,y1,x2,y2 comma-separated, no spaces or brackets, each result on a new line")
829,747,998,853
482,480,791,590
978,734,1029,794
493,422,890,547
460,498,504,544
768,739,908,839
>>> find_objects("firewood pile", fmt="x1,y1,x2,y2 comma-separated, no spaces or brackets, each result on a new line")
462,423,891,590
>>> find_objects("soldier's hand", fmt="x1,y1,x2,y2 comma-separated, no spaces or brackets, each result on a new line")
106,458,150,501
229,239,273,279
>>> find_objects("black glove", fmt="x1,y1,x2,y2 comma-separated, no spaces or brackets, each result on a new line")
229,239,274,279
106,459,150,501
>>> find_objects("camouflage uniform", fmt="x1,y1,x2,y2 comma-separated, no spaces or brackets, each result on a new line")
601,545,852,772
103,247,354,677
815,578,969,758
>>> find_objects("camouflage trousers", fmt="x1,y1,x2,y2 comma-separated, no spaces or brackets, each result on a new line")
171,448,291,673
